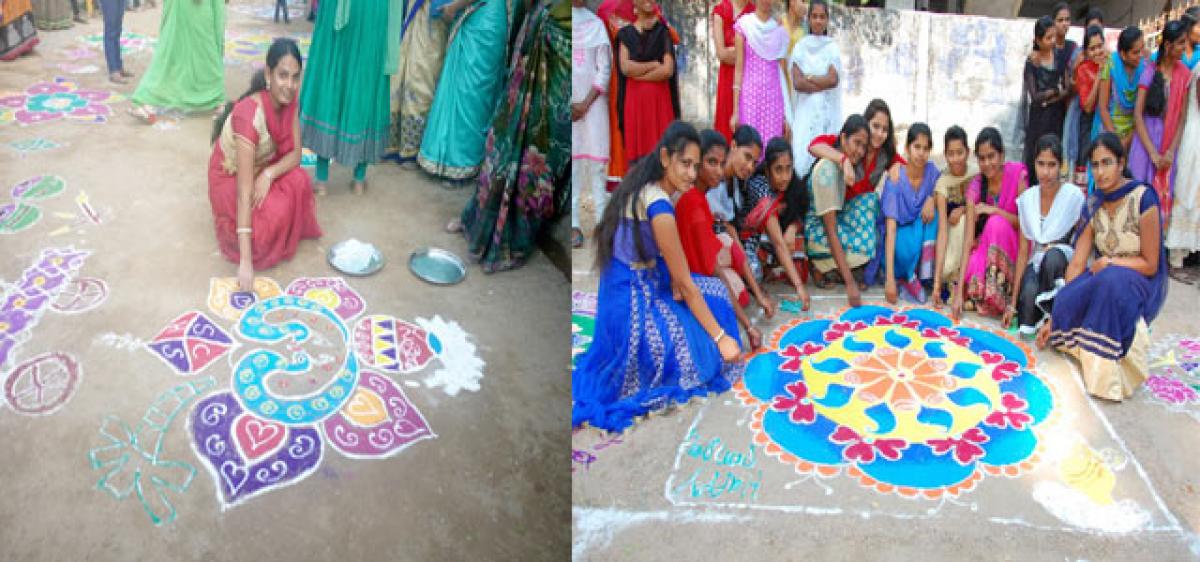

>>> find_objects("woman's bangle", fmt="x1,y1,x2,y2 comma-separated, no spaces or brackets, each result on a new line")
236,227,252,234
732,85,741,91
713,329,726,345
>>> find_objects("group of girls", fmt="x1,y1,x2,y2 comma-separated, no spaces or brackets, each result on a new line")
1025,4,1200,282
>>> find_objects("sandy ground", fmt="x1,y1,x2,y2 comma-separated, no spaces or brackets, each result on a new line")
0,2,569,560
572,239,1200,561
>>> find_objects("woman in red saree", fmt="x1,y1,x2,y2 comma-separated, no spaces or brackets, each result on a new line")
711,0,754,141
597,0,677,186
208,39,322,291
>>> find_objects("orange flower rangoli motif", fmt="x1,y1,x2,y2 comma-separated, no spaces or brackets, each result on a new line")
844,347,957,411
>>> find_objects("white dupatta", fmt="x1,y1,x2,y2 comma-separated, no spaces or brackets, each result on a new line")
1016,183,1085,270
736,13,794,132
786,34,843,176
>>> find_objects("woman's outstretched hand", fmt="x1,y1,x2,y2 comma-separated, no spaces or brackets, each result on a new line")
718,335,740,361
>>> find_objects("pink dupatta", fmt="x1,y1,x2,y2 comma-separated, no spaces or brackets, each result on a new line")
1154,61,1192,221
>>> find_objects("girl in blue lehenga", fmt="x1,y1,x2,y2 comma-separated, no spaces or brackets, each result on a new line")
1039,132,1167,401
573,121,744,433
879,122,939,305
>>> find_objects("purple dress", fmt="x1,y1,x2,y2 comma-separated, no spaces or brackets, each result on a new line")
1127,64,1172,187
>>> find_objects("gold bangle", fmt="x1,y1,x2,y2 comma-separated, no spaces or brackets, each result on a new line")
713,329,726,345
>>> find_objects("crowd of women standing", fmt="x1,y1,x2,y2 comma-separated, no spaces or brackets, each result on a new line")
572,0,1198,433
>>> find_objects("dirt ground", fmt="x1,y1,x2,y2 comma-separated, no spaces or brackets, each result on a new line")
0,2,569,560
572,240,1200,561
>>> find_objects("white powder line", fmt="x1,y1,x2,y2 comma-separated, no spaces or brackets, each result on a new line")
1062,361,1183,531
572,506,750,560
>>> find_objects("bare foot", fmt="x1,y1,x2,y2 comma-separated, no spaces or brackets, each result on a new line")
313,182,327,196
445,218,463,234
352,180,366,195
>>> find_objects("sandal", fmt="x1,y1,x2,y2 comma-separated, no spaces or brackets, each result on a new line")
128,105,156,124
571,228,584,249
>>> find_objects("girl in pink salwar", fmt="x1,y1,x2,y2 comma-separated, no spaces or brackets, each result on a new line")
729,0,791,149
952,127,1028,321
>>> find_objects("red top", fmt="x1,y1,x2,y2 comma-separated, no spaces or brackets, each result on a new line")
808,134,907,202
1075,59,1100,110
675,187,723,276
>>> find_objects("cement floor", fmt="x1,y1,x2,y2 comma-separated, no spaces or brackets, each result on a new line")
0,3,568,560
572,242,1200,561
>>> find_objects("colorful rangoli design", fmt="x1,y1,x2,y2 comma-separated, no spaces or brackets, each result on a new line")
92,277,465,522
206,276,283,323
1143,335,1200,418
145,311,234,376
284,277,366,322
78,31,154,55
571,290,596,368
4,351,80,415
0,78,123,125
736,306,1054,499
7,137,65,158
225,32,312,66
352,314,483,396
0,248,91,369
1,175,67,234
88,377,216,526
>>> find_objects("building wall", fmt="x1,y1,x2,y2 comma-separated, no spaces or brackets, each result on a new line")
582,2,1040,159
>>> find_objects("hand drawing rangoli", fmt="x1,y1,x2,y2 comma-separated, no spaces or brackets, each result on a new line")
734,306,1053,499
145,311,234,376
0,78,123,126
3,351,80,415
0,175,67,234
88,377,216,526
206,276,282,323
119,276,479,518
